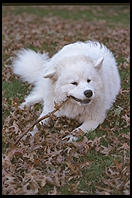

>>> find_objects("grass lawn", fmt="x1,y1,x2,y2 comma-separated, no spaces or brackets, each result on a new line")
2,4,130,195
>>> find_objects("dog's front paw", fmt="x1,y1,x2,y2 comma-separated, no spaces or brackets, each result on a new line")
19,102,28,110
62,128,84,142
39,117,50,126
19,103,25,110
72,128,84,137
62,134,78,142
29,125,38,136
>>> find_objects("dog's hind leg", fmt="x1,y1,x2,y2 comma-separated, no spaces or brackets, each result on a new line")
19,94,43,109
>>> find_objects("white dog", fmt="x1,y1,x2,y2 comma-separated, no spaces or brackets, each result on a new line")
12,41,120,141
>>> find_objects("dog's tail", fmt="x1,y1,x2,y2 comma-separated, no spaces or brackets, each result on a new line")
12,49,49,84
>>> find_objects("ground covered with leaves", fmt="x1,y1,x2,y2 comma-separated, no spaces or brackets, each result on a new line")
2,5,130,195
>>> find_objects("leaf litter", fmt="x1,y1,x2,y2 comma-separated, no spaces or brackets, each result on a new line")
2,6,130,195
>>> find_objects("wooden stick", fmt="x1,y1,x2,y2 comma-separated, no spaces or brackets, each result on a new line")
15,97,69,145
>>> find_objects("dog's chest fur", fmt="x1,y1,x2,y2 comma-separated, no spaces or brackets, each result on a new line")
56,101,88,123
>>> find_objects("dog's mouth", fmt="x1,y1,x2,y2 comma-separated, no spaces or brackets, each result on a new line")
70,96,91,104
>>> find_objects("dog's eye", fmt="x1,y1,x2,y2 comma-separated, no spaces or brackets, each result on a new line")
71,82,78,86
87,79,91,83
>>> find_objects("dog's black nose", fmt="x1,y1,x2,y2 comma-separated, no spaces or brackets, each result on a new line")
84,90,93,98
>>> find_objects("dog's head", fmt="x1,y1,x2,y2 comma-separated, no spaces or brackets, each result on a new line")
44,55,104,105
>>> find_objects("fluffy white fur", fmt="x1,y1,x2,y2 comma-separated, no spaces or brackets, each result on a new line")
12,41,120,141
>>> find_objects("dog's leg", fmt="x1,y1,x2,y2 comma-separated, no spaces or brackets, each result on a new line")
63,120,100,143
77,120,99,133
19,94,42,109
29,101,55,136
38,102,55,125
76,110,106,135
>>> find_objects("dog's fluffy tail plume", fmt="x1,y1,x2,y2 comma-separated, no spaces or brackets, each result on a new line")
12,49,49,84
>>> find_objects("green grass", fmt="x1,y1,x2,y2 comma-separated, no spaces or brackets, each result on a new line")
2,5,130,26
78,155,113,193
2,79,30,123
59,150,114,195
119,69,130,89
2,79,29,100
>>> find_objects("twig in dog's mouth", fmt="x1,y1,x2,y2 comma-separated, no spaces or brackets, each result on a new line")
70,96,91,104
15,97,70,145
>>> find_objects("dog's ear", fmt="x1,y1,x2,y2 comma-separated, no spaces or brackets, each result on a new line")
43,70,57,80
94,57,104,69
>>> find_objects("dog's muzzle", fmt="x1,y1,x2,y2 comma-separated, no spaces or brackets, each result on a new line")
70,96,91,104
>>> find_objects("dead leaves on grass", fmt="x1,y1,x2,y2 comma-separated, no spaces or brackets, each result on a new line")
2,6,130,195
2,106,130,195
2,105,82,195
